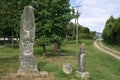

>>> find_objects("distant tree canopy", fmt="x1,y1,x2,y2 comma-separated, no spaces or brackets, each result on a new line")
66,22,95,40
102,15,120,44
0,0,33,39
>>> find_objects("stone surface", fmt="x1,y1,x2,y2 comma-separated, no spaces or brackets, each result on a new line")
17,6,39,76
1,72,54,80
78,44,86,72
1,73,17,79
63,63,72,74
76,44,90,80
40,71,49,77
75,71,89,80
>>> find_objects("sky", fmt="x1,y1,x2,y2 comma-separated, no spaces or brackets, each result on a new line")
70,0,120,33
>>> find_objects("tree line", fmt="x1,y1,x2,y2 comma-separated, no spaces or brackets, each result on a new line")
67,22,95,40
0,0,32,40
102,15,120,44
0,0,95,55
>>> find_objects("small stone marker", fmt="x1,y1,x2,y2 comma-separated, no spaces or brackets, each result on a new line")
63,63,72,74
75,44,90,80
17,6,39,76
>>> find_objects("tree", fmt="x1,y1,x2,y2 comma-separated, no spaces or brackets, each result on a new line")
102,16,115,43
102,16,120,44
113,17,120,44
66,22,94,40
33,0,75,52
0,0,33,43
36,36,50,56
66,22,75,40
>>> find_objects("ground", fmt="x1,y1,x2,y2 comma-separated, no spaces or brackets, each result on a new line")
0,40,120,80
94,40,120,60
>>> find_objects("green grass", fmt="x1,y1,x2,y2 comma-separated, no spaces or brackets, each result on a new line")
0,46,19,76
102,42,120,52
0,39,120,80
86,45,120,80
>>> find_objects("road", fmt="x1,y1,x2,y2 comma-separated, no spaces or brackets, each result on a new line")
94,40,120,60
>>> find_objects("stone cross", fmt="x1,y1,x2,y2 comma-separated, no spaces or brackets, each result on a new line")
75,44,89,79
17,6,39,76
78,44,86,72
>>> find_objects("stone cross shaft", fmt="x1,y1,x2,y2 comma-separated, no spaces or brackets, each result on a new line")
78,44,86,72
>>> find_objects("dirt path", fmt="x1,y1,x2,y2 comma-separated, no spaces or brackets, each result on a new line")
1,72,55,80
94,40,120,60
0,45,4,48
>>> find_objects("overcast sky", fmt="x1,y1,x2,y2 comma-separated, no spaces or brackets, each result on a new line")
70,0,120,32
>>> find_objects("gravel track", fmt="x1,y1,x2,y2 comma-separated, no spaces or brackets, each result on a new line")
94,40,120,60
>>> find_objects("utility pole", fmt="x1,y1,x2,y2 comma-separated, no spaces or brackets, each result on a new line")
74,5,81,45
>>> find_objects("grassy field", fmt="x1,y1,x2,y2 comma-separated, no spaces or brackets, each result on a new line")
102,41,120,52
0,39,120,80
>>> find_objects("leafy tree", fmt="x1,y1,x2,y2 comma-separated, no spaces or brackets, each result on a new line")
102,16,115,43
33,0,75,52
36,36,50,56
78,25,90,39
102,16,120,44
113,17,120,44
0,0,33,43
67,22,94,40
66,22,75,40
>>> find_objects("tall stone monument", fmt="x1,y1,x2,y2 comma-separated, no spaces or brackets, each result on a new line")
17,6,39,76
75,44,89,80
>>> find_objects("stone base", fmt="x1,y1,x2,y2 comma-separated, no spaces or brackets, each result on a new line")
40,71,48,77
17,70,48,77
75,71,89,80
17,69,40,77
1,72,54,80
1,73,17,79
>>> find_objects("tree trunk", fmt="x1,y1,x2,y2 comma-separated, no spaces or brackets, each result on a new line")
12,31,14,46
43,45,46,56
4,36,5,41
54,42,61,52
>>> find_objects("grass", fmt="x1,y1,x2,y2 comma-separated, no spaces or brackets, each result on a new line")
102,41,120,52
0,39,120,80
86,45,120,80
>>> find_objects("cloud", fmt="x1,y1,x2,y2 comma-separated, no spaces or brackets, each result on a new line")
70,0,120,32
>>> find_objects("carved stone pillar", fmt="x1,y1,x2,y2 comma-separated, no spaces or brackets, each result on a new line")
17,6,39,76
